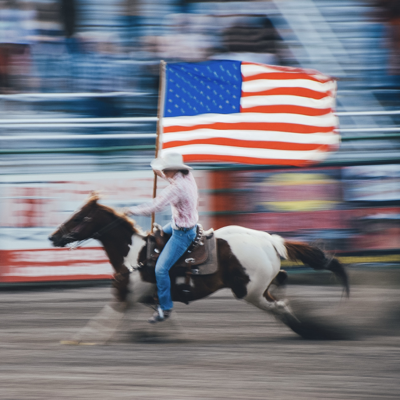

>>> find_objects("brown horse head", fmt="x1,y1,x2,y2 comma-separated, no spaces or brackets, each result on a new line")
48,192,137,248
49,192,146,304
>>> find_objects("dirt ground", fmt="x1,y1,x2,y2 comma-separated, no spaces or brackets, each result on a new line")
0,275,399,400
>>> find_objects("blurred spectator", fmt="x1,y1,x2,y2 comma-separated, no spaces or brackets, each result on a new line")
35,1,63,42
0,0,34,93
373,0,400,80
174,0,190,14
72,32,125,119
0,0,14,93
32,0,64,92
120,0,142,52
60,0,75,38
74,32,123,93
59,0,79,54
222,16,279,54
212,15,282,65
134,35,162,92
157,13,214,62
14,1,36,91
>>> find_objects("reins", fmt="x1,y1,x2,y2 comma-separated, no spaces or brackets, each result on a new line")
68,214,125,250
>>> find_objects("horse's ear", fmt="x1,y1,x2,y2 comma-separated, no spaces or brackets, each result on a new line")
88,191,101,203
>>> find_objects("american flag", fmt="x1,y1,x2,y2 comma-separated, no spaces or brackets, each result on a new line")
159,60,339,166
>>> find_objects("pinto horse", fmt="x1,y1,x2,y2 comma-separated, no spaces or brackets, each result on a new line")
49,193,350,343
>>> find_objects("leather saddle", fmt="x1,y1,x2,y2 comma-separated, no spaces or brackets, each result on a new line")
145,224,218,276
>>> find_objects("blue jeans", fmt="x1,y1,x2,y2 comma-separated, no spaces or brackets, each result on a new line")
155,222,197,311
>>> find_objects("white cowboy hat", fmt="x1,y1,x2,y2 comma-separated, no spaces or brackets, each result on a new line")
150,152,192,171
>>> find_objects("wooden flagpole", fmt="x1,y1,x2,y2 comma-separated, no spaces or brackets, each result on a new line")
151,60,166,233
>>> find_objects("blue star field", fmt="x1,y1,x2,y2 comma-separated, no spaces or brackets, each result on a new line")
164,61,242,118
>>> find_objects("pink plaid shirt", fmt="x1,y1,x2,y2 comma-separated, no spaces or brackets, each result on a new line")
129,171,199,229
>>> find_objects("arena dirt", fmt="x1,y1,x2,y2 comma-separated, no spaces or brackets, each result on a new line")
0,279,399,399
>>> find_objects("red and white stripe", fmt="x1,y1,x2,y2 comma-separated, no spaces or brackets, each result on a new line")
160,62,339,166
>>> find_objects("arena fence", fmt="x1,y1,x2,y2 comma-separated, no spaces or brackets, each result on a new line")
0,110,399,285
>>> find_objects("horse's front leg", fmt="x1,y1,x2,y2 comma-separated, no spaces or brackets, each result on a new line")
61,301,128,346
60,273,135,346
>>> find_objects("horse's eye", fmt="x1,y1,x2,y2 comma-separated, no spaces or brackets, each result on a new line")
72,217,82,223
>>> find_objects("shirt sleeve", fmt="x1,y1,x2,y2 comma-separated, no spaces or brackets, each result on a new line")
128,180,180,216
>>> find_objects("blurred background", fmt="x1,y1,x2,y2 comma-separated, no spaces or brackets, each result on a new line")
0,0,399,284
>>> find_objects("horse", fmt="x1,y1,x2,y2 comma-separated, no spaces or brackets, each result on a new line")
49,193,350,343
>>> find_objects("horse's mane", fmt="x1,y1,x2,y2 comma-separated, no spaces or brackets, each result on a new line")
85,192,145,236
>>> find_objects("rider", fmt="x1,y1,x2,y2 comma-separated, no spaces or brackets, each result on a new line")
125,152,199,323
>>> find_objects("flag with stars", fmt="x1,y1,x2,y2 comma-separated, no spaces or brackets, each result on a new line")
160,60,339,166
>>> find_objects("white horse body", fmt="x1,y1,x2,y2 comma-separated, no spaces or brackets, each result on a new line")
215,226,288,311
124,225,287,311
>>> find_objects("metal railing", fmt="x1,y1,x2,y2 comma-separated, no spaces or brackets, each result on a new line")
1,111,399,156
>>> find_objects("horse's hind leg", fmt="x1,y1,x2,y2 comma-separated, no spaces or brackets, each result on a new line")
263,288,276,302
272,270,288,288
247,291,288,315
246,287,304,336
264,270,288,302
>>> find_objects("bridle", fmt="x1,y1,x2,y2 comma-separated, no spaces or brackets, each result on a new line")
58,209,125,250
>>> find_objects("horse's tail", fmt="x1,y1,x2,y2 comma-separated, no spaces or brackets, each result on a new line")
280,239,350,297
